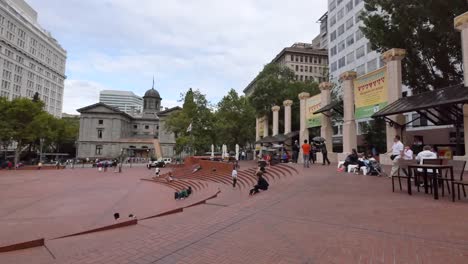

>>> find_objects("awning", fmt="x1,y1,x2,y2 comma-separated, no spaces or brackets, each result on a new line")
314,100,343,116
372,84,468,126
255,131,299,144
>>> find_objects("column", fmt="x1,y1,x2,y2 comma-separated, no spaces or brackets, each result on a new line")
382,48,406,150
455,12,468,156
283,100,293,134
272,105,280,136
319,82,333,153
340,71,357,153
298,92,310,163
255,117,260,142
263,115,269,138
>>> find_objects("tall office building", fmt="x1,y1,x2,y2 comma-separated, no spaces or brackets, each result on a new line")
0,0,67,117
99,90,143,114
327,0,382,82
244,43,328,96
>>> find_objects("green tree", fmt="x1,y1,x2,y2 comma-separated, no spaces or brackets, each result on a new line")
0,98,13,159
214,89,255,149
165,88,216,155
361,118,387,154
361,0,468,93
249,63,320,131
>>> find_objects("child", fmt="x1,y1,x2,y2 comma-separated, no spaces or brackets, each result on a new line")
232,168,238,188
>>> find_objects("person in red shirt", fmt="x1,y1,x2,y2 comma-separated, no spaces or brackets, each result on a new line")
301,140,310,168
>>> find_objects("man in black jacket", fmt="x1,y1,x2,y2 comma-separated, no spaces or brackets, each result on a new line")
249,171,269,195
292,140,299,163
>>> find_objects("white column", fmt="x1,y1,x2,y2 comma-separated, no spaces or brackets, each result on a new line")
298,92,310,163
382,48,406,150
283,100,293,134
272,105,280,136
263,115,269,138
455,12,468,156
255,117,260,142
319,82,333,153
340,71,357,154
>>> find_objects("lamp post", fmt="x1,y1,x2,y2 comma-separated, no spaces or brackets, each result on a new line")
72,140,78,169
119,148,124,173
39,138,45,163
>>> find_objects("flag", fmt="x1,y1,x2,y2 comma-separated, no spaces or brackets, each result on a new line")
186,123,192,133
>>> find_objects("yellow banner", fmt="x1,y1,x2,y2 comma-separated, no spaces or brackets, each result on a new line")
354,66,388,119
306,94,322,128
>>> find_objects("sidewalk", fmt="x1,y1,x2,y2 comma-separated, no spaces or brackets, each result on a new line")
1,163,468,263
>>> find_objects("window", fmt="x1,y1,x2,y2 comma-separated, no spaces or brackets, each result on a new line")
338,40,345,52
412,113,428,127
300,56,303,62
330,31,336,42
145,125,149,129
356,64,365,76
97,129,103,139
338,24,345,36
346,17,354,30
95,145,103,155
295,65,298,71
330,15,336,27
133,125,137,129
290,55,294,61
355,29,364,41
355,10,363,23
367,42,373,53
98,120,103,125
300,65,303,72
331,61,337,72
356,45,365,59
346,34,354,46
330,46,337,56
337,8,344,21
346,51,355,65
367,59,377,72
338,57,346,68
329,0,336,11
345,0,353,13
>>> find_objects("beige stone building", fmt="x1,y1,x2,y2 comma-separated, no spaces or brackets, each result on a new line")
244,43,328,96
0,0,67,117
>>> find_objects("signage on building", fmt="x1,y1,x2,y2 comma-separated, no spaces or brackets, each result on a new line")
258,117,265,136
306,94,322,128
354,66,388,119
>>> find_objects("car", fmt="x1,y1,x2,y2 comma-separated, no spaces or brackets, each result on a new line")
162,158,172,164
147,160,166,169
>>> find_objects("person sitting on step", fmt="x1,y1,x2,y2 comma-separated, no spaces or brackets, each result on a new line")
249,171,269,196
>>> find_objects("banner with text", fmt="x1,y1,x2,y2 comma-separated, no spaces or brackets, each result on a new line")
354,66,388,119
306,94,322,128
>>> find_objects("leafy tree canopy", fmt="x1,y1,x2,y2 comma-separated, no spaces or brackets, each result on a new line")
361,0,468,93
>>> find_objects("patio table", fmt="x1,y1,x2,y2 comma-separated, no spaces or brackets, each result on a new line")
407,164,454,200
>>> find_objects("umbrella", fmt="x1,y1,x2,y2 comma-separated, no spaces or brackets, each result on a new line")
211,144,214,159
312,136,325,142
235,144,240,161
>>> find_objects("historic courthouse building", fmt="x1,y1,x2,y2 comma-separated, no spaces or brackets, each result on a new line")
76,85,179,160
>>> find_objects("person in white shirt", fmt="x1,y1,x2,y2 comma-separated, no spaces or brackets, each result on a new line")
390,135,404,161
232,168,238,188
153,167,160,179
415,145,438,177
402,146,414,160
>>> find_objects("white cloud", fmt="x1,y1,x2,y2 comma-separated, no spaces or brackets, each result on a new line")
27,0,328,112
62,80,108,114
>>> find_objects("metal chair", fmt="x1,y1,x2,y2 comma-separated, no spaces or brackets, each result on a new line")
451,160,468,200
392,159,416,192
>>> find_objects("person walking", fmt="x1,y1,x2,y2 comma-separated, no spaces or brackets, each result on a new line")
153,167,160,179
38,161,42,170
231,168,238,188
389,135,404,161
301,140,310,168
241,150,246,161
321,142,331,165
292,140,299,163
7,161,12,170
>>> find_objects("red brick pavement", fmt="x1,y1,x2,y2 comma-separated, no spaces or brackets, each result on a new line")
1,163,468,263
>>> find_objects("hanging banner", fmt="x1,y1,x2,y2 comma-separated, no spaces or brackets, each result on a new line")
258,117,264,136
354,66,388,119
306,94,322,128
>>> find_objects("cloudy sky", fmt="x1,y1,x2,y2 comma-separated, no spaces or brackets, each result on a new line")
27,0,327,114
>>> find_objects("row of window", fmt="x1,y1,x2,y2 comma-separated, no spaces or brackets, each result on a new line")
330,43,375,73
0,13,66,72
97,119,157,131
294,75,322,82
329,0,363,15
330,14,363,44
292,64,323,74
290,54,326,64
0,46,65,85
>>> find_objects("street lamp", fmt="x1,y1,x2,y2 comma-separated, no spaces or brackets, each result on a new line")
39,138,45,163
118,148,124,173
